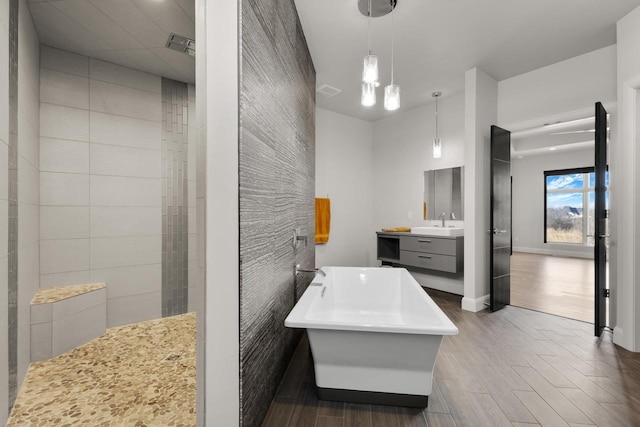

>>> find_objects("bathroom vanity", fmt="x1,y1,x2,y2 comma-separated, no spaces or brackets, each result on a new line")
377,231,464,273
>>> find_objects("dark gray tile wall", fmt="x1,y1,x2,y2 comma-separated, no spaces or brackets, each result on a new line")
161,78,189,317
7,0,18,411
239,0,316,425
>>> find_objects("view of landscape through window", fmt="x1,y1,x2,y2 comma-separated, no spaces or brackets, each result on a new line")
545,169,609,245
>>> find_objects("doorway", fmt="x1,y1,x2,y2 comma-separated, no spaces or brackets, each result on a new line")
506,109,609,326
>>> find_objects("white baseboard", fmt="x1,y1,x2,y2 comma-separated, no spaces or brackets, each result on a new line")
461,295,489,312
513,246,593,260
612,326,636,352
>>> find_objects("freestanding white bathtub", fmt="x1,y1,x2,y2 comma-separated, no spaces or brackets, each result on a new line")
285,267,458,407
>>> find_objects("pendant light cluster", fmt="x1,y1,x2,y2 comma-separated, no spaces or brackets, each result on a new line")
360,0,399,111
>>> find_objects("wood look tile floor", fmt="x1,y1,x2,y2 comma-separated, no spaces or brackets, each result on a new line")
262,290,640,427
511,252,595,323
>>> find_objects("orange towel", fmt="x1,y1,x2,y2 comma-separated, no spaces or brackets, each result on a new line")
381,227,411,232
315,198,331,244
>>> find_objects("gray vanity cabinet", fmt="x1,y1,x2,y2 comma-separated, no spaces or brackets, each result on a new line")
376,232,464,273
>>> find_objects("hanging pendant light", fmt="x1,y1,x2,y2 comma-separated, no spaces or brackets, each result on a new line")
362,56,378,85
362,0,378,89
384,2,400,111
361,82,376,107
432,91,442,158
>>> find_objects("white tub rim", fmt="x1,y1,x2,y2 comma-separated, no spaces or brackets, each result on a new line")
285,266,458,336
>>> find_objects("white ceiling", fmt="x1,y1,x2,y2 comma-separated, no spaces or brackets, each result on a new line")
27,0,195,84
295,0,640,122
511,117,597,158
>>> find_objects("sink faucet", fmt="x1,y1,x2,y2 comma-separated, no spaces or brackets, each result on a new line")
439,212,446,228
450,212,456,221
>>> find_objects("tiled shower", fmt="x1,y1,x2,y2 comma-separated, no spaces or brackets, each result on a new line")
1,0,316,424
38,46,196,327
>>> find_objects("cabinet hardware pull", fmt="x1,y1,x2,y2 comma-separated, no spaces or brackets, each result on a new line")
418,240,431,243
418,256,432,259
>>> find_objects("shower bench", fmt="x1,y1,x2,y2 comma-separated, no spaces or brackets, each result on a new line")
30,283,107,362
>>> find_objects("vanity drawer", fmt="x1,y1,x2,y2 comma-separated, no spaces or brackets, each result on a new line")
400,235,456,256
399,250,458,273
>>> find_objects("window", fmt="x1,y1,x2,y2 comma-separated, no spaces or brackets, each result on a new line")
544,167,609,245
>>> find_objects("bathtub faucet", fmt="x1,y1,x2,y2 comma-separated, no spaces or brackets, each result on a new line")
296,265,326,278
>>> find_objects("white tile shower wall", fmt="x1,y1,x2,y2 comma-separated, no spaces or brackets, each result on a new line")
187,83,197,312
16,0,40,400
39,46,164,327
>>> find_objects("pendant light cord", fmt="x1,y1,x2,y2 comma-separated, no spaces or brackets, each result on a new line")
390,1,395,84
435,95,439,139
367,0,372,55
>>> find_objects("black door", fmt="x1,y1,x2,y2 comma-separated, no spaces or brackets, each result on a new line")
490,126,511,312
594,102,608,336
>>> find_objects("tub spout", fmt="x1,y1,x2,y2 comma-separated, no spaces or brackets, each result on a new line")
295,265,325,282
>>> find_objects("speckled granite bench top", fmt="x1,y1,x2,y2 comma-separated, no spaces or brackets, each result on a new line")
31,283,106,305
7,312,196,426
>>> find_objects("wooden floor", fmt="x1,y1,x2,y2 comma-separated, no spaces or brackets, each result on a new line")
262,290,640,427
511,252,594,323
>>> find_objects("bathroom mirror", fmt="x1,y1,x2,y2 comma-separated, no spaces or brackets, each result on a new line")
424,166,465,220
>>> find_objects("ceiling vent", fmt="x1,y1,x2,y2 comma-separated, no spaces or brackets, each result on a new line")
317,84,342,98
166,33,195,57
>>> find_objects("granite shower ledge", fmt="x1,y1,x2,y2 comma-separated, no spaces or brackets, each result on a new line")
9,313,196,426
31,283,106,304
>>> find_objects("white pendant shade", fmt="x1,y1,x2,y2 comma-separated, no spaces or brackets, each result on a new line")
384,84,400,111
433,138,442,158
361,82,376,107
362,54,379,84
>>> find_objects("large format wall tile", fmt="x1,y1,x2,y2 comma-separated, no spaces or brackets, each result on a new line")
40,45,88,77
40,172,89,206
89,58,161,94
40,138,89,174
39,68,89,109
40,270,91,288
239,1,316,425
90,144,161,178
90,264,161,300
107,291,161,327
40,239,90,275
89,111,161,150
90,206,161,238
89,79,161,122
40,103,89,141
90,236,161,270
37,47,191,336
89,175,161,207
40,206,90,240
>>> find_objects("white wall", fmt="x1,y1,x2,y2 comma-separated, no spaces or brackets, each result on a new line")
17,0,40,398
39,46,164,327
315,108,374,267
0,1,9,422
372,93,466,294
512,148,594,258
498,45,617,128
463,68,498,312
613,5,640,351
373,93,465,229
202,0,240,423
